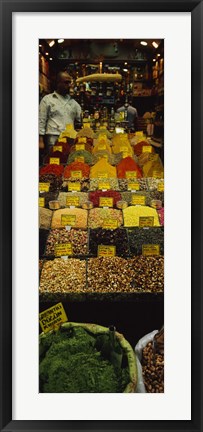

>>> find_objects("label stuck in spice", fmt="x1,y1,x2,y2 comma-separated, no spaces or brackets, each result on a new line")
61,214,76,226
142,145,152,153
98,245,116,257
58,137,66,143
99,197,113,207
98,182,110,190
139,216,154,227
98,144,106,151
68,182,81,192
76,144,85,151
128,182,140,191
142,244,160,256
66,196,79,207
39,302,68,333
74,157,84,163
55,243,73,257
39,182,50,192
97,172,108,178
135,131,144,137
49,157,60,165
131,195,146,205
126,171,137,179
39,197,45,207
78,137,87,144
157,182,164,192
103,219,118,229
152,170,163,178
120,146,128,152
70,170,82,179
53,145,63,152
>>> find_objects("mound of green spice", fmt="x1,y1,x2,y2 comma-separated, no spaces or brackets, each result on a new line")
39,327,130,393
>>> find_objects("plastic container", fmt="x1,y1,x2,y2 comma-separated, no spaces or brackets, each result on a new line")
116,200,128,209
49,200,61,210
82,200,94,210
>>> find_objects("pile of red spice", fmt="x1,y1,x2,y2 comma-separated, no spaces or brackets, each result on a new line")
116,157,143,178
133,141,155,156
89,190,122,207
39,164,64,176
64,161,90,178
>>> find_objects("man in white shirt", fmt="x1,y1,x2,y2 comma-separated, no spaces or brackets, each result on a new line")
39,72,82,151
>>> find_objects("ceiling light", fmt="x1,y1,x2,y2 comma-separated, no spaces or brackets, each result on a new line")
123,69,128,72
140,41,147,46
58,39,64,44
45,52,49,55
124,62,128,65
49,40,55,47
152,41,159,48
153,59,156,62
49,57,53,61
39,44,42,47
157,53,161,57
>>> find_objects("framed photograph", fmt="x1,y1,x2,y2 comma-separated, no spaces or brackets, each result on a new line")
0,0,202,431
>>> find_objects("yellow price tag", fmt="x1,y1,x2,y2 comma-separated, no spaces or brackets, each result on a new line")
131,195,146,205
76,144,85,151
142,146,152,153
97,172,108,178
142,244,160,256
65,124,74,131
152,170,164,178
98,182,110,190
49,158,60,165
136,131,144,137
55,243,73,257
58,137,67,143
75,157,84,163
103,219,118,229
66,196,79,207
157,182,164,192
78,137,87,144
39,302,68,333
39,182,50,192
139,216,154,227
68,182,81,192
98,245,116,257
128,183,140,191
70,170,82,179
126,171,137,179
84,123,91,128
53,145,63,152
120,146,128,152
39,197,45,207
99,197,113,208
61,214,76,226
98,144,106,150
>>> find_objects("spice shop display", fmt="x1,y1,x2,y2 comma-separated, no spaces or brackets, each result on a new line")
88,208,123,229
51,208,88,229
45,228,88,257
89,228,129,257
128,227,164,255
123,205,160,227
40,258,86,295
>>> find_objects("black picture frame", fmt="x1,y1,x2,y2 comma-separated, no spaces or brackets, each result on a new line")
0,0,202,431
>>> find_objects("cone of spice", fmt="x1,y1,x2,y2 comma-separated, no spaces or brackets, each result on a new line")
117,157,143,178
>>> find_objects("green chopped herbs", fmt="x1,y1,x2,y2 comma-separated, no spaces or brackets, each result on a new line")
39,327,130,393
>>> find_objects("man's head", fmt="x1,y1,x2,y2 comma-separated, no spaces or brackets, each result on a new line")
56,72,72,95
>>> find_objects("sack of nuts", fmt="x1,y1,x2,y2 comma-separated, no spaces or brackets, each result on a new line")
135,327,164,393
